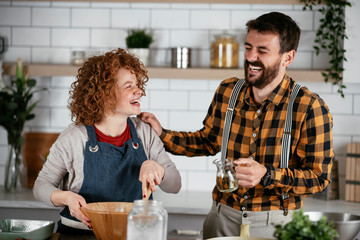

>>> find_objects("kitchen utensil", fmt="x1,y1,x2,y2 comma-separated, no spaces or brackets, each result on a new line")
143,185,152,200
81,202,133,240
127,200,168,240
171,47,191,68
305,211,360,240
213,159,238,192
0,219,55,240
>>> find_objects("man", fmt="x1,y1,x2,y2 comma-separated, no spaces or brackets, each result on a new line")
140,12,333,238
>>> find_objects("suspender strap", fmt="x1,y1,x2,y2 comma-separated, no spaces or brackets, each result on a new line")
280,84,301,168
221,79,245,162
280,83,302,216
280,83,302,168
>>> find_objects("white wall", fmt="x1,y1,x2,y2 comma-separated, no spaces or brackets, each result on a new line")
0,1,359,199
343,0,360,83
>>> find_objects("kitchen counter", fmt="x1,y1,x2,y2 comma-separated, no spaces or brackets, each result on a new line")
1,187,360,240
152,189,360,215
1,186,360,215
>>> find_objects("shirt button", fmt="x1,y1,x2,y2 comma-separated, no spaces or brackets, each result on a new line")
243,213,248,218
244,195,248,199
252,133,256,138
257,109,261,114
241,207,246,211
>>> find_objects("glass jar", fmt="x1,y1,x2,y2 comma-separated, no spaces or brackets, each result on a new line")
210,33,239,68
127,200,168,240
71,50,85,66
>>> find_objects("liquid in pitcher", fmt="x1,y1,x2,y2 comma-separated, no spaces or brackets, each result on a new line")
213,159,238,192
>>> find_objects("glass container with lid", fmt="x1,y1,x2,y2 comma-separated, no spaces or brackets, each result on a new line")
127,200,168,240
210,33,239,68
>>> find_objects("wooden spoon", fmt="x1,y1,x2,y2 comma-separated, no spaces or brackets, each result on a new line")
143,185,152,200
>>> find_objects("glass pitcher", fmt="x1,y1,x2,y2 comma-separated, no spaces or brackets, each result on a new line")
213,159,238,192
127,200,168,240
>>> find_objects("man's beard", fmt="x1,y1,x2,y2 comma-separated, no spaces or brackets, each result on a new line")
244,58,281,89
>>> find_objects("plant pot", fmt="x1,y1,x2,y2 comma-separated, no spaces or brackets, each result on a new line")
127,48,150,66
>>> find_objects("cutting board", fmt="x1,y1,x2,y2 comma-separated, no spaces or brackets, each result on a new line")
345,142,360,202
23,132,59,188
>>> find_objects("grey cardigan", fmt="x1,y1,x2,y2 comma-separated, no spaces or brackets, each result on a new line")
33,117,181,207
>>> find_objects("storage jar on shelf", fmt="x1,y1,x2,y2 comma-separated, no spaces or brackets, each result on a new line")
210,33,239,68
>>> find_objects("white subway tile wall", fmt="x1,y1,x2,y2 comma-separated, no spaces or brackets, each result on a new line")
0,1,359,199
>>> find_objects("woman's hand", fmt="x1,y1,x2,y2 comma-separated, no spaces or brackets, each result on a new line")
139,160,165,198
51,190,92,229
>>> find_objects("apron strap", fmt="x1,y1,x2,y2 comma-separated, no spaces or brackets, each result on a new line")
85,125,99,153
221,79,245,162
127,117,142,149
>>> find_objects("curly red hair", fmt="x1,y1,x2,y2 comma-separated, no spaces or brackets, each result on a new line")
68,48,148,125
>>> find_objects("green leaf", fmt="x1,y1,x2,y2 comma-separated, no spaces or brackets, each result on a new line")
16,59,23,80
0,59,47,137
27,79,36,87
126,29,153,48
8,102,17,110
26,113,35,121
301,0,350,98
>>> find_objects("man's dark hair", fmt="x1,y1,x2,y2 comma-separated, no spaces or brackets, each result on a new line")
246,12,301,53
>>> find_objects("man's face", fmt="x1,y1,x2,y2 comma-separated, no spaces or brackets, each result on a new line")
244,30,284,89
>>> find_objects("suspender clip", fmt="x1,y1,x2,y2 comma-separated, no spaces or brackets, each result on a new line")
282,193,289,216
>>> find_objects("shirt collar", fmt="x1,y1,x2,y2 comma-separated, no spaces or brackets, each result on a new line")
244,73,292,107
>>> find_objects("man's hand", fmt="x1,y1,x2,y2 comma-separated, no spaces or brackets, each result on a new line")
233,158,267,188
138,112,162,136
139,160,165,198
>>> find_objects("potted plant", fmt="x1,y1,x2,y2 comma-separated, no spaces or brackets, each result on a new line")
301,0,352,98
0,58,46,191
126,28,153,66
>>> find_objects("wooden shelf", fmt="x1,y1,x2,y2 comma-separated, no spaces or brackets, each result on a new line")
2,63,323,82
11,0,303,4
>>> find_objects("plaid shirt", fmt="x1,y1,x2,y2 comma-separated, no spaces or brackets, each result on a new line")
160,73,334,212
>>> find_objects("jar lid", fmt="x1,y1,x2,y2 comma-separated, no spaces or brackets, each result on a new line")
214,33,237,40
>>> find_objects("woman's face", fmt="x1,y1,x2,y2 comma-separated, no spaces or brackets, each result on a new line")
113,68,143,118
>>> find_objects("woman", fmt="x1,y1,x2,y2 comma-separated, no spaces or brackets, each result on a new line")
33,48,181,233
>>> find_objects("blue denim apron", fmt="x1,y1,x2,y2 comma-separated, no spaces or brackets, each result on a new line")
59,118,150,224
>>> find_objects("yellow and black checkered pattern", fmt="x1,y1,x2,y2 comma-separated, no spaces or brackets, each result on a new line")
160,73,334,212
